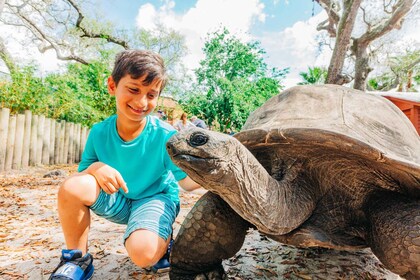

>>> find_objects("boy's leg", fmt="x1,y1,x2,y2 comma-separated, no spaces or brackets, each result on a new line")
124,194,178,269
58,173,100,254
125,229,170,268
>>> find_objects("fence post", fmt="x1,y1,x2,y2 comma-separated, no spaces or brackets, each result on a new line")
36,115,45,166
0,108,10,172
12,114,25,170
59,121,66,164
54,120,61,164
42,118,51,165
64,122,70,164
29,115,38,166
70,123,76,164
74,123,81,162
22,110,32,168
50,119,56,164
4,115,17,171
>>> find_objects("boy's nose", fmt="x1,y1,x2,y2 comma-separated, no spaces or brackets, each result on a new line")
134,95,148,108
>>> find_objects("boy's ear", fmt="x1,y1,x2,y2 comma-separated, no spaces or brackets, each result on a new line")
108,76,116,96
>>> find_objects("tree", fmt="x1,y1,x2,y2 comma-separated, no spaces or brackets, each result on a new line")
368,50,420,91
0,0,188,89
298,66,328,85
316,0,416,90
182,28,288,132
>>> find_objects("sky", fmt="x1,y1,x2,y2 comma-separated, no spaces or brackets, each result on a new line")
91,0,326,87
2,0,418,88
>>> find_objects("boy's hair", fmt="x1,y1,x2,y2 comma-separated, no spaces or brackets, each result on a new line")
111,49,168,93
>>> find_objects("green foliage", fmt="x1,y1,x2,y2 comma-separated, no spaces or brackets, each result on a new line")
298,66,327,85
0,66,52,114
182,28,288,132
369,50,420,92
0,54,116,126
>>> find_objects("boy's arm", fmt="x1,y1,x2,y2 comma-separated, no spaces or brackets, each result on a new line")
178,176,202,192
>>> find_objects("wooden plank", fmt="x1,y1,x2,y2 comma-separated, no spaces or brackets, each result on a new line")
4,115,17,171
21,110,32,168
59,121,66,164
63,122,70,164
12,114,25,170
49,119,56,164
42,117,51,165
0,108,10,172
68,123,74,164
36,115,45,166
29,115,38,166
54,120,61,164
75,123,81,163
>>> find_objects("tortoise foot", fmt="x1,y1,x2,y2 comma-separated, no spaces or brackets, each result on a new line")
169,264,226,280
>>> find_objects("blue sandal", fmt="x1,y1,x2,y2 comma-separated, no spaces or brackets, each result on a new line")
49,249,94,280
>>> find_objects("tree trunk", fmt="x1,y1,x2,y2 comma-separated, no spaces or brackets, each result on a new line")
325,0,362,85
353,41,370,91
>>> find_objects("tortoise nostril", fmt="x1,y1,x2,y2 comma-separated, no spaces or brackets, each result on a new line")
166,142,175,155
190,132,208,147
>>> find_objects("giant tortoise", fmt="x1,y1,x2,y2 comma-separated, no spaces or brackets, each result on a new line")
166,85,420,280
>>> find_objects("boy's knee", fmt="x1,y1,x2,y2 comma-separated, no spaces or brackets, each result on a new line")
126,242,162,268
59,174,98,204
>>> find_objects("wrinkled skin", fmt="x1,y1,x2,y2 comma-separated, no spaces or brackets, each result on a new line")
167,85,420,280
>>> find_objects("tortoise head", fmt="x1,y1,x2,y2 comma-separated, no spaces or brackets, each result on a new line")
167,128,251,193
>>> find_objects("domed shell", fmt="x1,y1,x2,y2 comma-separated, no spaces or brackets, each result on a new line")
235,85,420,170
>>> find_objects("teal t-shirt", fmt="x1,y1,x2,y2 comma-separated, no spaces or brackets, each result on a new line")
78,115,187,204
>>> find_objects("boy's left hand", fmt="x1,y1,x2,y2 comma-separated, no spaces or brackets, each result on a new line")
86,162,129,194
179,176,201,192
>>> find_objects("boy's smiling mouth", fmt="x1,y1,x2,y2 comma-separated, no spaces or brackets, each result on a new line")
128,104,148,114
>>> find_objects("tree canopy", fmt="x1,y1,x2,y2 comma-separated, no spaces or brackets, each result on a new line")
316,0,417,90
181,28,288,132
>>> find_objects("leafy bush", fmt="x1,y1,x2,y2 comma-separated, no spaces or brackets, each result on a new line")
0,58,116,127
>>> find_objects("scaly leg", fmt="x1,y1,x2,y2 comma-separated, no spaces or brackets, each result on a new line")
170,192,251,280
365,192,420,280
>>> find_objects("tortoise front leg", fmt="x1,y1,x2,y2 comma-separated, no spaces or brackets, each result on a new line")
170,191,251,280
365,192,420,280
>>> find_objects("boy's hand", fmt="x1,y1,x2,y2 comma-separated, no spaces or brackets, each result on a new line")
179,176,202,192
86,162,129,194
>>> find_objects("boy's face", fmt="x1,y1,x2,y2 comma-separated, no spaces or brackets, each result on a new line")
108,74,161,124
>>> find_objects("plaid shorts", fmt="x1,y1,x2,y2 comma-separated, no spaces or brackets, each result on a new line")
90,190,180,242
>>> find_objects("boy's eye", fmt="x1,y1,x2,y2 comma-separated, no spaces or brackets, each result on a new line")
128,88,139,93
148,93,158,99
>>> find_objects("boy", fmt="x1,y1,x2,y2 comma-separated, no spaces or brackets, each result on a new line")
49,50,201,280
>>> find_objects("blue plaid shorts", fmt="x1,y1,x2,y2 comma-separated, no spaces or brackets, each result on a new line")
90,190,180,242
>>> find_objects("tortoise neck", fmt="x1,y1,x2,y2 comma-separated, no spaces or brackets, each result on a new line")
210,144,315,236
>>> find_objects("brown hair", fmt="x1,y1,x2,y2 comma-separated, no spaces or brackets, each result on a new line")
180,112,188,125
111,49,168,93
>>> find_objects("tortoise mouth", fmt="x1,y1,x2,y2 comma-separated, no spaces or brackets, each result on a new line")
172,154,221,175
173,154,218,164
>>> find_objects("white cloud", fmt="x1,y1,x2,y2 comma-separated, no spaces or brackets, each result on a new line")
257,11,332,88
135,1,331,88
136,0,266,70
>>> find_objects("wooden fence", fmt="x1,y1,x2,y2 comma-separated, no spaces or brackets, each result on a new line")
0,108,90,172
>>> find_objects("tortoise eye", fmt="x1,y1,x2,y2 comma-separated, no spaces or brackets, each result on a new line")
189,132,209,147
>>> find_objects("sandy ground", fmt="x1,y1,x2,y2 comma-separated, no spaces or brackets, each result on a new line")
0,165,402,280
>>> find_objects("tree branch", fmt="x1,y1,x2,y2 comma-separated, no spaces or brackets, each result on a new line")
358,0,414,45
66,0,129,49
0,37,17,74
315,0,341,36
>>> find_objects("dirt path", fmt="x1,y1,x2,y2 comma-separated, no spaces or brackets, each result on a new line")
0,165,401,279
